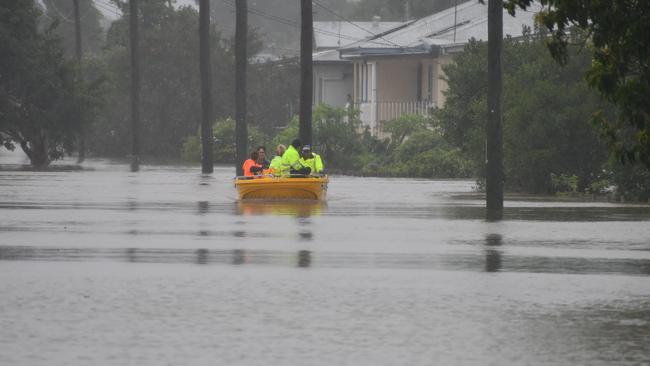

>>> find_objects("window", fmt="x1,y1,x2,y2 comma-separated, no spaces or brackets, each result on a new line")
356,62,373,102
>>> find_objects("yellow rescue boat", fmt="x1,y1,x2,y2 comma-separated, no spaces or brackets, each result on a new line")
234,175,328,200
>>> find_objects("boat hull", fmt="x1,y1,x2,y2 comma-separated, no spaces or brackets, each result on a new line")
235,176,328,200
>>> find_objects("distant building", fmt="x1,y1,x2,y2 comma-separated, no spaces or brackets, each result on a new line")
338,1,538,135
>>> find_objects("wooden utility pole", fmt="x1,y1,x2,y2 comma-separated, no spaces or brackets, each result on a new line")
486,0,504,219
73,0,85,163
129,0,141,172
235,0,248,176
299,0,313,145
199,0,214,173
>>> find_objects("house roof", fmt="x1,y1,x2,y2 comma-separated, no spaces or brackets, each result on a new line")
340,0,540,58
313,49,346,63
313,21,405,50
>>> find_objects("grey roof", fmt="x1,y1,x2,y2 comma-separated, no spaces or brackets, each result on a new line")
340,0,540,58
313,21,405,50
313,49,346,63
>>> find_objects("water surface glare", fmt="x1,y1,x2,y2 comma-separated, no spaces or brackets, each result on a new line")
1,152,649,365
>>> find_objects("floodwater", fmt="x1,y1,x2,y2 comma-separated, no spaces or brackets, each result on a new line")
1,150,649,366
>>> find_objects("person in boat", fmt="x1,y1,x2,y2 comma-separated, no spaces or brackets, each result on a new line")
256,146,270,169
268,144,286,175
281,139,310,176
242,151,263,177
299,145,324,176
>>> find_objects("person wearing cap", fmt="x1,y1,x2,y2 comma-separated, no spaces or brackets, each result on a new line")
299,145,324,175
281,139,310,176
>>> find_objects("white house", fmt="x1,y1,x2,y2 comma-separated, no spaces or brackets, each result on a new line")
338,0,538,135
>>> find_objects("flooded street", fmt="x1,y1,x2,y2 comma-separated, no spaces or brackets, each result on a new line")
1,151,649,365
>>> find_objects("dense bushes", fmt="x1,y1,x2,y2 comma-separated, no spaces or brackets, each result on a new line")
181,119,267,164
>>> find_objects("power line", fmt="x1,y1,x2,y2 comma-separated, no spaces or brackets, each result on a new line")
44,0,75,23
311,0,401,47
92,0,122,17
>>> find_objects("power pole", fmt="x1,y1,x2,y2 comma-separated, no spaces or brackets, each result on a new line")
199,0,214,173
486,0,504,220
235,0,248,176
299,0,313,145
129,0,141,172
73,0,85,163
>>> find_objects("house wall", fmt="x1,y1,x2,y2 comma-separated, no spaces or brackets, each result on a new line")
313,63,353,108
375,59,420,102
369,56,450,108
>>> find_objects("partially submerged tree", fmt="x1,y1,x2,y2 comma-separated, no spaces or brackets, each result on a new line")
436,32,609,193
0,1,99,167
505,0,650,169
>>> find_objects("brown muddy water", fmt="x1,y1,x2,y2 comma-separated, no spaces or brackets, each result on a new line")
1,150,649,365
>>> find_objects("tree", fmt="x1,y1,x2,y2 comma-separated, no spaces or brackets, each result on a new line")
89,1,222,159
436,31,609,193
181,118,267,164
0,0,97,167
88,1,281,161
504,0,650,169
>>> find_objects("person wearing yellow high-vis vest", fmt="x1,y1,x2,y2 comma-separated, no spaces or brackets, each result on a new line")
299,145,324,175
268,144,286,175
280,139,310,176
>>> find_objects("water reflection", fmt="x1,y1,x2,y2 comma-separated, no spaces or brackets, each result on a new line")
484,234,503,272
197,201,209,215
297,250,312,268
195,248,208,264
1,245,649,275
232,249,246,265
126,248,137,262
237,201,325,217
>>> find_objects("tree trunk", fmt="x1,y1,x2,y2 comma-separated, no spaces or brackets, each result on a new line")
486,0,503,220
129,0,141,172
235,0,248,176
299,0,313,145
20,130,51,168
199,0,214,174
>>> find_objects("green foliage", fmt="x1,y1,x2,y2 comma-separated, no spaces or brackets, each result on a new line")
271,105,379,172
0,0,100,167
608,159,650,202
382,114,430,149
87,1,299,159
312,104,366,171
436,31,609,193
504,0,650,170
373,115,474,178
181,118,268,164
550,173,579,193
